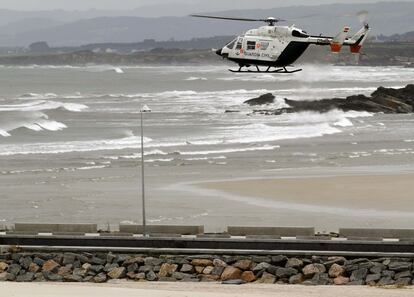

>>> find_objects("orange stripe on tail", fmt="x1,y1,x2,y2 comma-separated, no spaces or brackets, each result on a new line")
330,43,342,53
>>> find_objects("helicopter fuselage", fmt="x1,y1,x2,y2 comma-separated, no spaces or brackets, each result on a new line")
216,24,370,71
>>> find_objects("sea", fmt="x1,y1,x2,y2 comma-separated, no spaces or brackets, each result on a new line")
0,64,413,231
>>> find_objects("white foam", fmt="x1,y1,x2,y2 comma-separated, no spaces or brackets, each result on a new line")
0,129,11,137
114,67,124,74
178,145,279,156
185,77,208,81
0,100,88,112
334,118,353,127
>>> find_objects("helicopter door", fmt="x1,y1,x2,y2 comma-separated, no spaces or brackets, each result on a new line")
245,40,260,60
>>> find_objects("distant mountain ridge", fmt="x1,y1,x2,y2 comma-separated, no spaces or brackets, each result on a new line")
0,1,413,46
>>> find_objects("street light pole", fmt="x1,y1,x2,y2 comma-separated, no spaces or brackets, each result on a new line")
140,105,151,237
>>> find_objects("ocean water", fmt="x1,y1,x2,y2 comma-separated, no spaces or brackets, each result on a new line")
0,64,414,229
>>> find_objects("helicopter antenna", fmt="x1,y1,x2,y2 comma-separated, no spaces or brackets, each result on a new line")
190,15,285,26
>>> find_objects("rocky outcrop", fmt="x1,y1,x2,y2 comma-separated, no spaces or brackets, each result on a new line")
0,252,414,286
244,93,275,106
250,85,414,115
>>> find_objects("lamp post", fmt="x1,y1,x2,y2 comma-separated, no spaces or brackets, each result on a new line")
140,105,151,237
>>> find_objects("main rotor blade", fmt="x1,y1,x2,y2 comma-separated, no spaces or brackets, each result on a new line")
190,14,264,22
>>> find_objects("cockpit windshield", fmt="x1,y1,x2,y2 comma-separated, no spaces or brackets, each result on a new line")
226,39,237,49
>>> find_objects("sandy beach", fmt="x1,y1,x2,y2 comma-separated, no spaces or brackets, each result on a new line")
2,282,414,297
199,173,414,213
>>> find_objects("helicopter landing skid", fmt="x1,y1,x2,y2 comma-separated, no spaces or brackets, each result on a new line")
229,66,302,74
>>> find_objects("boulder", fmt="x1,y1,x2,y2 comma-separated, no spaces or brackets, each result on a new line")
275,267,298,279
199,275,220,282
8,264,22,276
395,271,412,279
213,259,227,267
256,272,276,284
244,93,275,106
62,253,77,265
252,262,271,273
146,271,157,281
64,274,83,282
286,258,303,269
334,276,350,285
350,268,368,282
395,278,411,286
377,276,395,286
211,266,225,276
366,273,381,285
107,267,126,279
302,263,326,277
158,263,178,277
329,263,345,278
191,259,213,267
0,262,8,272
144,257,163,267
289,273,304,284
28,263,40,273
0,272,15,281
241,271,256,283
233,259,253,271
202,266,214,275
221,267,242,281
42,260,60,273
388,261,412,271
123,256,145,266
16,272,35,282
180,264,194,273
370,263,386,274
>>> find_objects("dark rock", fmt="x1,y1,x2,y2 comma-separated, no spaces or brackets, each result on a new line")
251,256,271,263
258,85,414,116
370,263,386,274
146,271,157,281
127,263,139,273
16,272,35,282
91,257,106,265
271,255,287,265
222,279,246,285
350,268,368,282
43,271,63,281
244,93,275,106
8,264,22,276
123,256,144,266
90,265,104,274
212,259,227,267
104,263,119,272
62,253,77,265
395,271,412,279
172,272,193,280
33,257,45,267
63,274,84,282
145,257,163,267
382,270,396,278
180,264,194,273
253,262,271,273
395,278,411,286
377,276,395,286
139,265,153,273
366,273,381,284
347,280,365,285
275,267,298,279
311,273,331,285
106,253,117,264
19,257,33,270
211,266,225,276
388,261,412,271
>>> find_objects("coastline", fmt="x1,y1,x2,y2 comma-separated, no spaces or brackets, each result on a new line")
196,173,414,214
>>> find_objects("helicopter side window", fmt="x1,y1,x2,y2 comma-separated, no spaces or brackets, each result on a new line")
246,41,256,50
260,42,269,50
235,38,243,50
292,30,309,38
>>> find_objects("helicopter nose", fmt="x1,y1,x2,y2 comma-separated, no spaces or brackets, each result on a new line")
215,48,222,56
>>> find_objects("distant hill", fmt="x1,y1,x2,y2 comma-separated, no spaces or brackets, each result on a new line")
0,2,413,46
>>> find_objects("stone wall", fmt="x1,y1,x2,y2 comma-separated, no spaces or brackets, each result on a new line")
0,251,413,286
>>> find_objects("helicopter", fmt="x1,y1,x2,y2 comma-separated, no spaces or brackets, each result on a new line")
191,13,371,73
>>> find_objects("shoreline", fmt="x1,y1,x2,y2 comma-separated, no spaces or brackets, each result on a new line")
195,172,414,215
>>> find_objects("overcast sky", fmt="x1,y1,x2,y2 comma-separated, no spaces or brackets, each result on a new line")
0,0,408,12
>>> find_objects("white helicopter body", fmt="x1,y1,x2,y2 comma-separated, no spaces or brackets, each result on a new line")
191,15,370,73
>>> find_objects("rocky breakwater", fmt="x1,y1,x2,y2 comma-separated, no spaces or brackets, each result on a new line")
1,252,414,286
245,85,414,115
